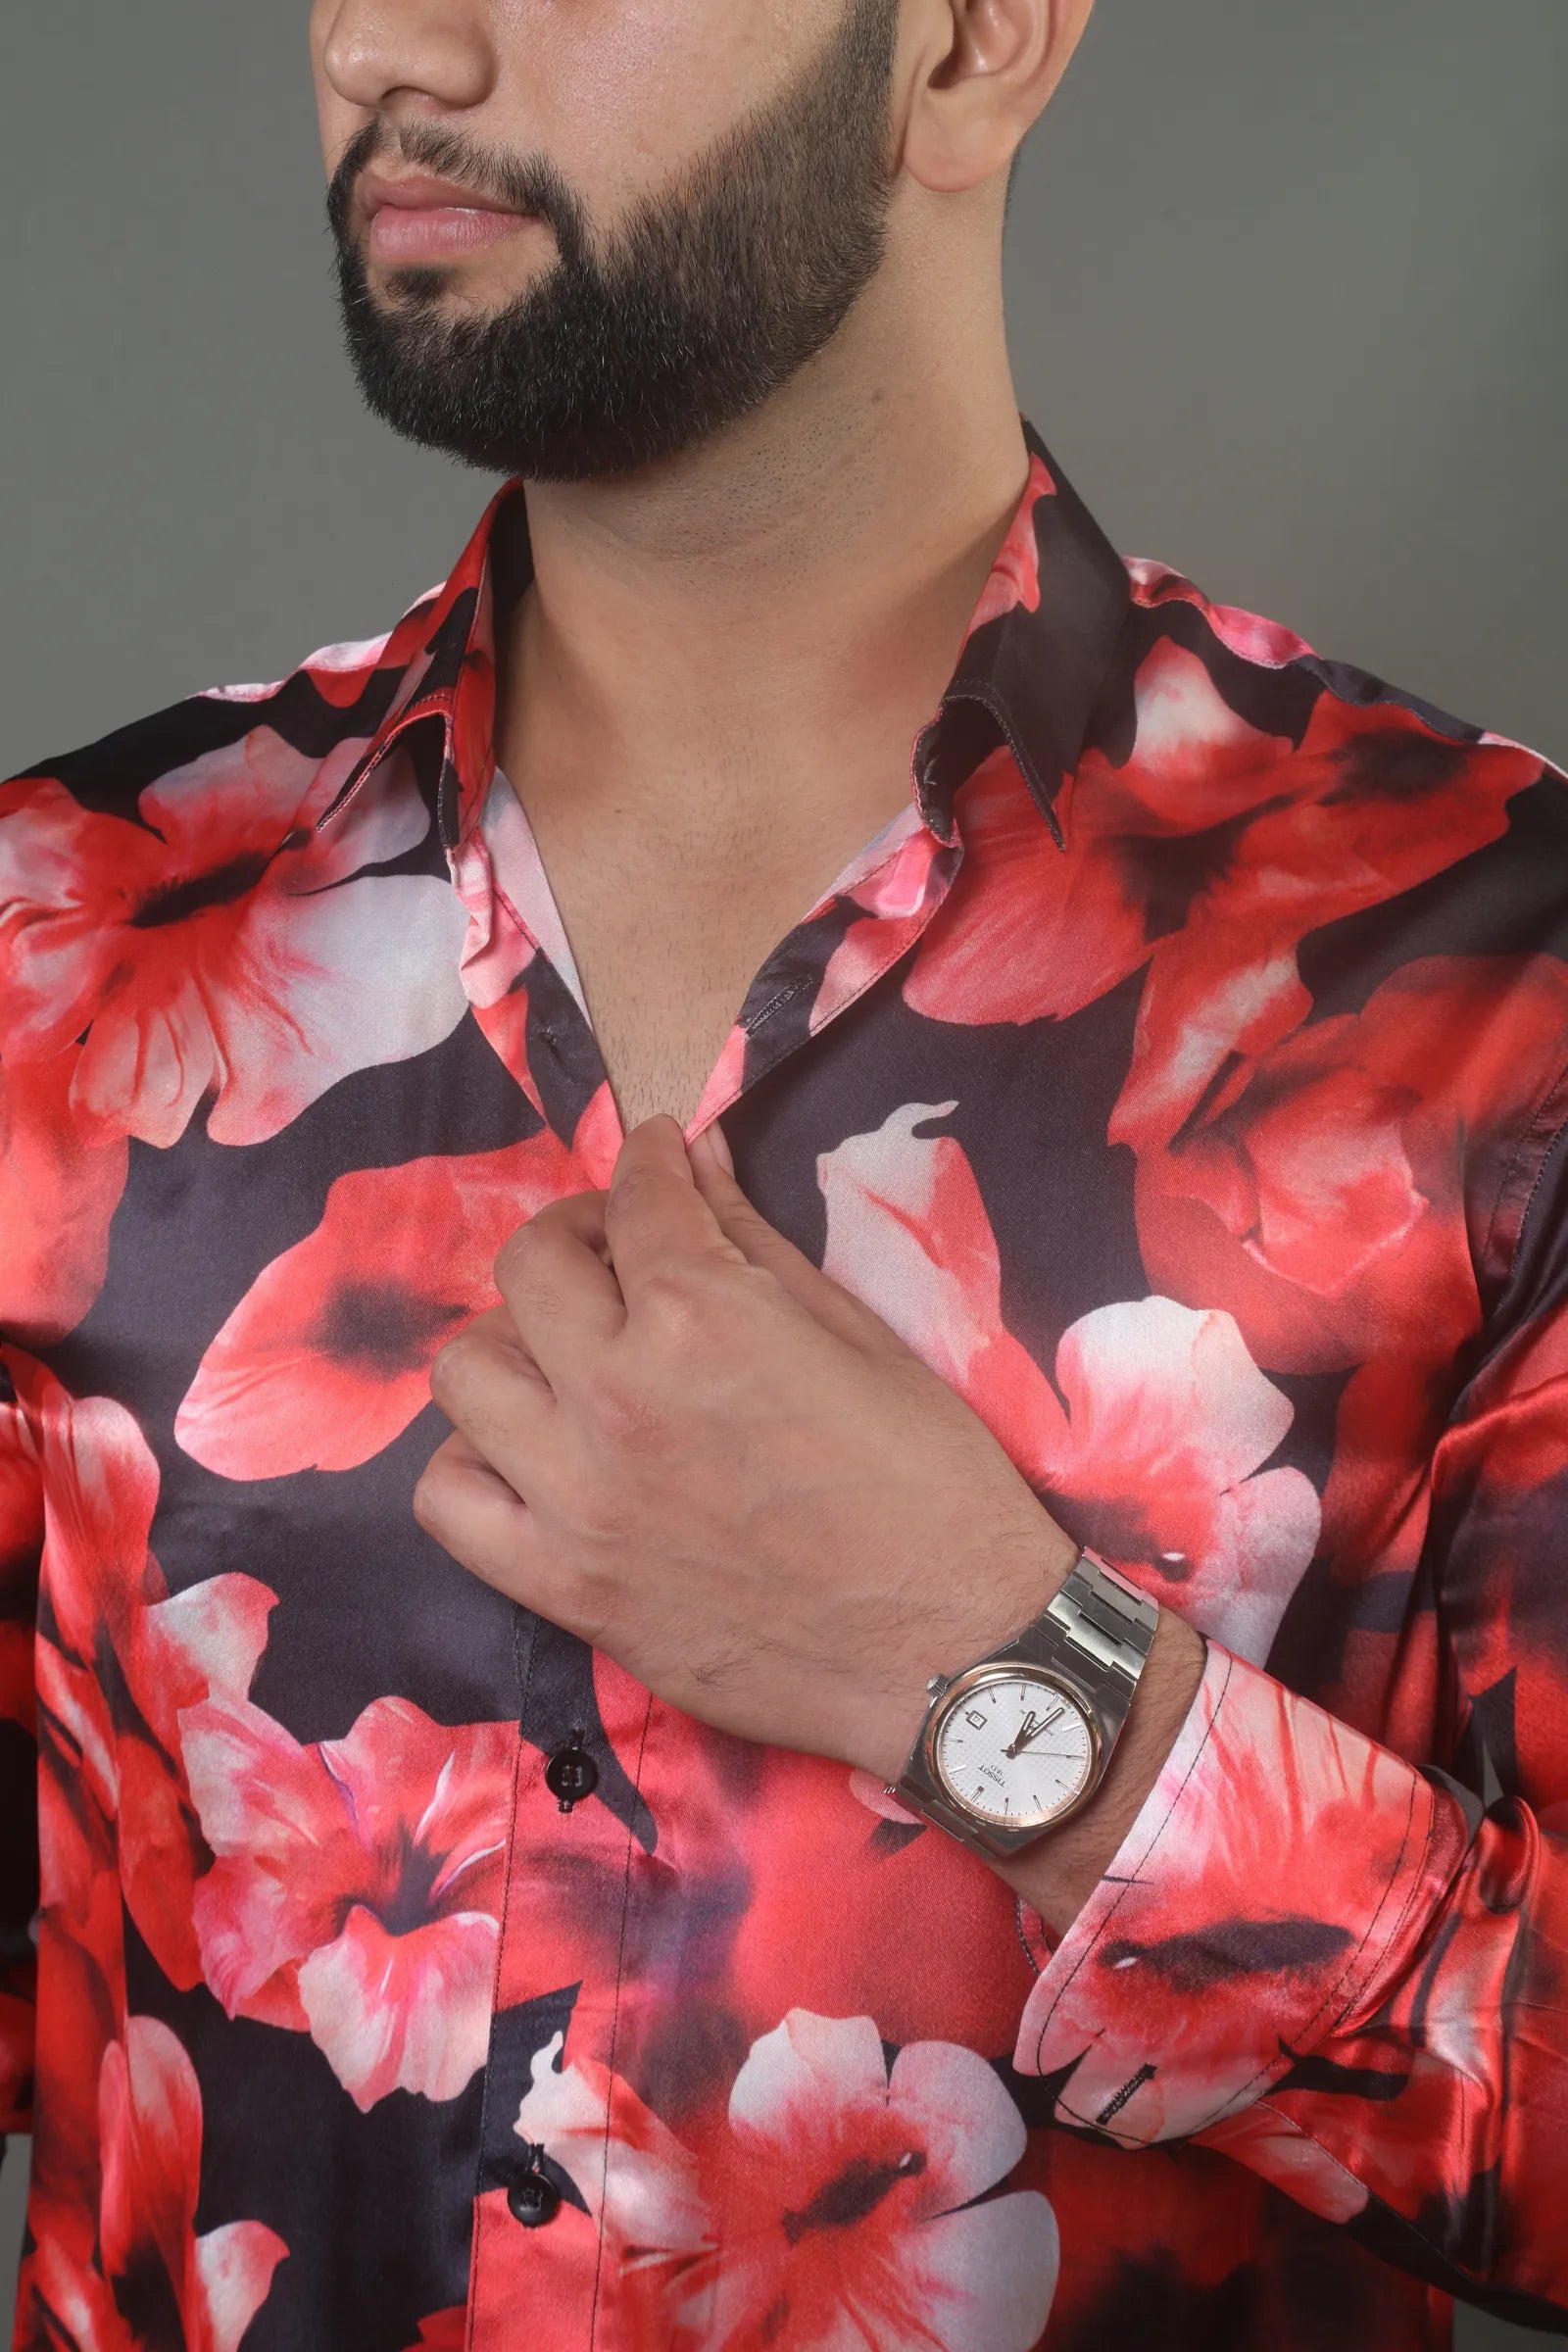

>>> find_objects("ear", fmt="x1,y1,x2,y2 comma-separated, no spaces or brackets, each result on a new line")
902,0,1095,200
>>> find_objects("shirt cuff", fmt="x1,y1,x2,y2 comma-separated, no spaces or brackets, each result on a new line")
1011,1638,1444,2144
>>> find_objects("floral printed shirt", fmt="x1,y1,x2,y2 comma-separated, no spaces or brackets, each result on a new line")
2,416,1567,2352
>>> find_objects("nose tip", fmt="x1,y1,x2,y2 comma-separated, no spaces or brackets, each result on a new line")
316,2,497,117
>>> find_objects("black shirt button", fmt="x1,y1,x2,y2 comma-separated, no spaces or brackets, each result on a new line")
545,1742,598,1811
507,2152,562,2230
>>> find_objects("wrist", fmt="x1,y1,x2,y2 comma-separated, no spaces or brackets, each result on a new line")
849,1518,1083,1787
990,1606,1206,1936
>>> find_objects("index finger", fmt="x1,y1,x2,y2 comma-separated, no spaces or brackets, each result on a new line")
603,1115,740,1302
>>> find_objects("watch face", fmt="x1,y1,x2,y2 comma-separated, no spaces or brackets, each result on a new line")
931,1671,1096,1830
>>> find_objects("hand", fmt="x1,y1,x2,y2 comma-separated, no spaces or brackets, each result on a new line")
412,1113,1081,1785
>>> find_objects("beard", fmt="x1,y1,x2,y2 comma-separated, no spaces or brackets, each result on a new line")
324,0,904,482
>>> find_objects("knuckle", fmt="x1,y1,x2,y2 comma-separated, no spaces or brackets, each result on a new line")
606,1168,651,1224
611,1155,661,1200
555,1561,620,1650
494,1215,545,1287
640,1266,718,1348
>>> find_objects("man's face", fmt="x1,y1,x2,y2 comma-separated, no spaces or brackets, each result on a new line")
311,0,904,481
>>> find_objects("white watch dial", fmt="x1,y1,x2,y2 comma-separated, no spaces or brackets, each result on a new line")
931,1672,1095,1830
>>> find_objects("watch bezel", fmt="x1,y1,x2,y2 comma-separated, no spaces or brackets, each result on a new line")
925,1659,1103,1834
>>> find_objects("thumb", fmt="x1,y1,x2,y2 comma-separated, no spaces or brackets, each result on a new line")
688,1122,903,1356
693,1117,736,1178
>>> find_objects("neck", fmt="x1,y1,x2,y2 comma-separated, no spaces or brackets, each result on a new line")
491,268,1030,827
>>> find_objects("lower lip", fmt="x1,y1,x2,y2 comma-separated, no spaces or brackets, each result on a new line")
368,205,538,263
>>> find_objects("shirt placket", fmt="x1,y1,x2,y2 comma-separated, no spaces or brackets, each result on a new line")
458,755,971,2348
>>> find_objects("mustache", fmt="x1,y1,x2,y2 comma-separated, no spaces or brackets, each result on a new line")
325,118,571,243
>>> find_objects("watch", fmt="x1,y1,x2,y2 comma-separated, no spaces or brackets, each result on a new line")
889,1547,1159,1861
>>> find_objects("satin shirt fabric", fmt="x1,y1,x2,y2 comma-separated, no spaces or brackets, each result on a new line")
2,419,1566,2349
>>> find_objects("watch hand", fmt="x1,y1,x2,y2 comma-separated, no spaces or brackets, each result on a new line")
1008,1702,1067,1757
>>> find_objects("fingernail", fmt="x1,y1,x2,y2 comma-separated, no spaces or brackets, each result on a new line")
702,1120,734,1176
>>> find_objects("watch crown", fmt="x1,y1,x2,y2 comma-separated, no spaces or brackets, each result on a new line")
882,1785,898,1799
926,1674,950,1698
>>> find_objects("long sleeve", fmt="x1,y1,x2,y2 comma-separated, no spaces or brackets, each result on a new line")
0,1356,42,2143
1012,1120,1568,2335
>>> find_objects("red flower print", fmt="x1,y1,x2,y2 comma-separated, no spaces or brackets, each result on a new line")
303,602,443,711
0,1991,30,2133
199,631,387,707
34,1629,122,1960
808,808,960,1073
1037,1297,1321,1665
486,1654,757,2076
6,1348,159,1671
448,788,549,1118
1108,699,1543,1173
1130,956,1568,1377
0,726,467,1149
0,1050,127,1346
400,2311,467,2351
727,1745,1038,2058
1420,1305,1568,1801
24,1893,124,2272
1259,1801,1524,2225
969,449,1056,628
506,2009,1058,2352
848,1768,921,1825
1195,2104,1369,2222
0,1387,42,1735
1125,557,1319,669
181,1693,516,2110
571,1078,622,1186
447,797,619,1149
817,1098,1055,1468
1017,1650,1434,2144
817,1105,1320,1660
907,638,1540,1041
7,1346,277,1991
904,640,1299,1027
1286,2049,1494,2228
688,1019,751,1140
200,583,445,710
17,2015,287,2352
174,1127,581,1478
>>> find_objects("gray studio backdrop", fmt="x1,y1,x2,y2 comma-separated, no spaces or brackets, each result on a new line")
2,0,1564,2341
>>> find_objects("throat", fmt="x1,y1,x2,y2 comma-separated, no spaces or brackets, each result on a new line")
580,973,749,1137
485,751,919,1139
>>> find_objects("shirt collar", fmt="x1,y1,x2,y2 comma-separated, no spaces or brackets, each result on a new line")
317,413,1131,854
